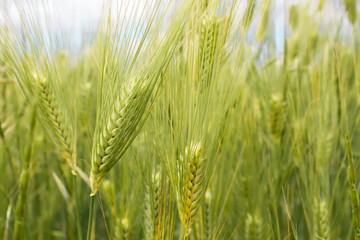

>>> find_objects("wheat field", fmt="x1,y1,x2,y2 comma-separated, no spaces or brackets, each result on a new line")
0,0,359,239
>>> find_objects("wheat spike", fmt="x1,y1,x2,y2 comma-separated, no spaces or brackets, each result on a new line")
182,141,207,236
242,0,256,33
204,189,212,240
90,78,147,195
144,184,154,240
289,5,299,30
317,0,326,11
256,0,272,43
121,217,130,240
34,72,76,172
245,213,262,240
313,198,330,240
270,93,285,140
197,15,219,92
100,180,114,207
343,0,357,25
144,170,161,240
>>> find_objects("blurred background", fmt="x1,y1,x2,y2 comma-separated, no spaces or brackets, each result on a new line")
1,0,358,56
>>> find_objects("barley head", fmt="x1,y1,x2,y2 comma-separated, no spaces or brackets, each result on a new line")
343,0,357,25
317,0,326,11
144,169,162,240
256,0,272,43
245,213,262,240
197,15,219,92
204,189,212,240
90,78,148,195
34,71,76,173
269,93,285,140
181,141,207,235
313,198,330,240
242,0,256,33
121,217,130,240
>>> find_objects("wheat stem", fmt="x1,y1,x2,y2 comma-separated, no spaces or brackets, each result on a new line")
13,169,29,240
13,109,36,240
86,196,96,240
73,175,83,240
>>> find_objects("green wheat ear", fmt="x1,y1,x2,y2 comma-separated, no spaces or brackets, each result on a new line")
181,141,207,236
269,93,285,140
33,71,76,173
204,189,212,240
242,0,256,33
313,198,330,240
144,169,162,240
317,0,326,11
256,0,272,43
121,217,130,240
90,78,147,195
197,15,219,92
245,213,262,240
100,179,114,207
343,0,357,25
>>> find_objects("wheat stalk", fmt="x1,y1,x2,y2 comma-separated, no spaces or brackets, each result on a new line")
13,109,36,240
13,169,29,240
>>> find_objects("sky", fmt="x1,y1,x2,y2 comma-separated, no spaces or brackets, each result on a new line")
0,0,357,56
